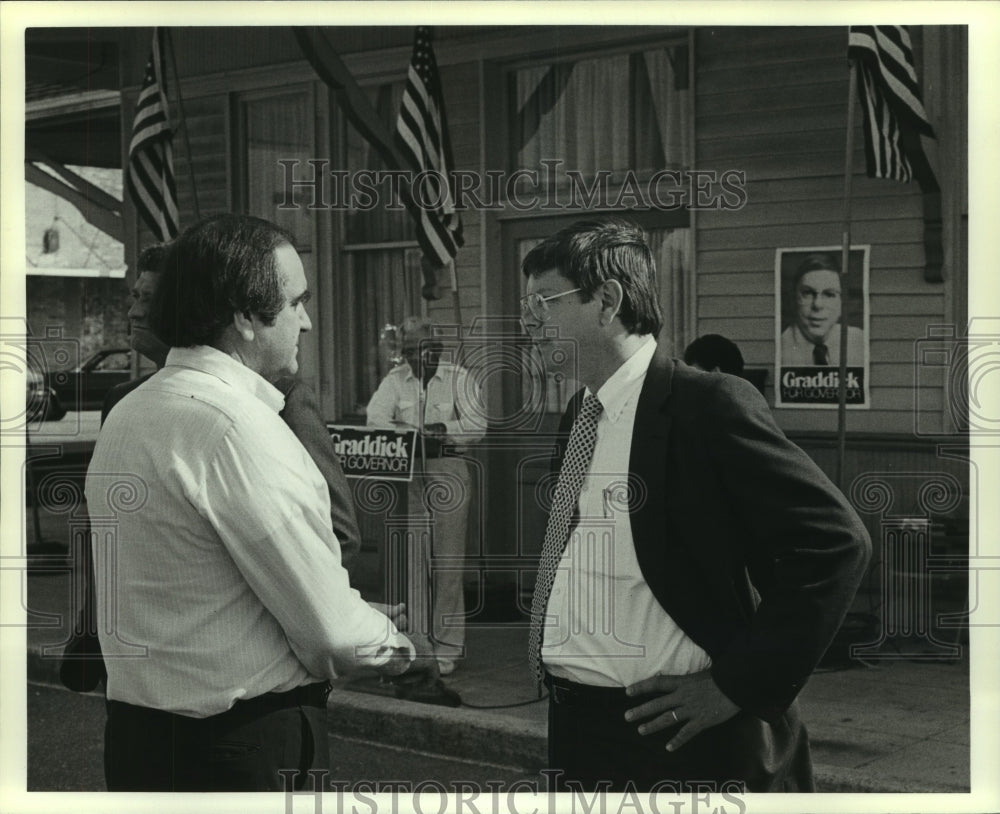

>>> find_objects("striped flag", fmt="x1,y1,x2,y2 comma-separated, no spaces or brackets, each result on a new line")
396,27,464,270
127,29,179,242
848,26,938,191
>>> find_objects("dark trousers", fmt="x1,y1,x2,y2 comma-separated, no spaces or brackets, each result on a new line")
546,675,815,793
104,682,331,791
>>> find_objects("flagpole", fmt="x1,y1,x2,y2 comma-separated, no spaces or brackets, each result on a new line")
449,260,462,327
836,59,859,490
164,28,201,222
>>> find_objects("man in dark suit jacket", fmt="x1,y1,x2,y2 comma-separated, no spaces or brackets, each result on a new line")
523,219,871,793
275,375,361,566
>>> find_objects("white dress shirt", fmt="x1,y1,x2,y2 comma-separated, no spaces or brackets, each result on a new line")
543,337,712,687
85,346,413,717
366,361,486,444
780,323,866,366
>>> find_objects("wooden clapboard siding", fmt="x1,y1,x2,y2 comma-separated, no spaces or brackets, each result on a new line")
698,319,774,341
700,296,771,318
698,244,927,277
700,106,843,140
869,362,939,388
871,293,945,315
698,83,844,121
120,90,229,248
788,434,968,547
122,27,433,88
700,130,857,163
694,27,952,434
698,26,846,65
697,267,924,295
699,220,923,250
439,60,485,324
744,175,925,203
114,26,961,438
171,95,230,226
704,194,922,229
778,410,918,434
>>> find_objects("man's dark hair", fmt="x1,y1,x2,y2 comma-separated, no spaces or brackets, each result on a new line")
149,214,296,348
793,253,840,288
684,334,745,376
521,218,663,336
137,242,170,274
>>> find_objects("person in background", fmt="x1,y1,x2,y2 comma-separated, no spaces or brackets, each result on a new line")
85,214,435,791
100,243,171,421
366,315,485,676
683,334,745,376
521,218,870,792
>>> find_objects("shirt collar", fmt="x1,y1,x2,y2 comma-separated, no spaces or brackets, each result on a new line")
788,322,838,348
398,362,447,383
592,336,657,423
164,346,286,413
787,323,810,348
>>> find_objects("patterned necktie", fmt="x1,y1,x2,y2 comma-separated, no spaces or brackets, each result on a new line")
528,392,604,687
813,343,830,366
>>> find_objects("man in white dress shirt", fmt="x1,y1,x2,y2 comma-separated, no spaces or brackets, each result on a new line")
522,219,870,792
366,316,485,676
85,214,434,791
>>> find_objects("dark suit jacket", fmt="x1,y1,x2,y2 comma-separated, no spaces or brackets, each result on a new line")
555,349,871,787
101,373,155,424
276,377,362,567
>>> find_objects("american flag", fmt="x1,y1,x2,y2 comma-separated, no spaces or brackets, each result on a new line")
848,26,938,190
127,29,179,242
396,27,464,269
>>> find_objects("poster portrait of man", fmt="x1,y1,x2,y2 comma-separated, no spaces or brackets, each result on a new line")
775,246,870,408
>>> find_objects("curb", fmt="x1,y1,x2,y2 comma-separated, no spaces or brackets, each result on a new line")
27,644,65,687
27,643,969,794
328,683,546,771
326,682,972,793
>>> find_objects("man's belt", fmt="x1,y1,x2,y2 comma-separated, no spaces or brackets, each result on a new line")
107,681,333,726
235,680,332,713
545,673,633,707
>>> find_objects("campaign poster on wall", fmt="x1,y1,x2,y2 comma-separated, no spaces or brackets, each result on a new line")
774,245,870,409
326,425,418,481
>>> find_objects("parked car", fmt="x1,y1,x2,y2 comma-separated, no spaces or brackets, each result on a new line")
25,366,68,422
49,348,134,412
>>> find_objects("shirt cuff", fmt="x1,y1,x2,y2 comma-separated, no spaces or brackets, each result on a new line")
358,637,415,676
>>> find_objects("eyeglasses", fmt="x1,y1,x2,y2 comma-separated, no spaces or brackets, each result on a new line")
519,288,582,323
796,285,840,304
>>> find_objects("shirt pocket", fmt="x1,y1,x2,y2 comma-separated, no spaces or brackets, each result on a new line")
427,401,453,421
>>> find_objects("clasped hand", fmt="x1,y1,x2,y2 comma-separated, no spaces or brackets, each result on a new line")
368,602,439,684
624,670,739,752
395,632,440,686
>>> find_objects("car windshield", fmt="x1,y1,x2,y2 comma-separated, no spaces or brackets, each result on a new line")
89,351,131,371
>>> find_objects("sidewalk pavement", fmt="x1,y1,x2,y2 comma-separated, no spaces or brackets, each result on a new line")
21,546,970,794
13,419,972,793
